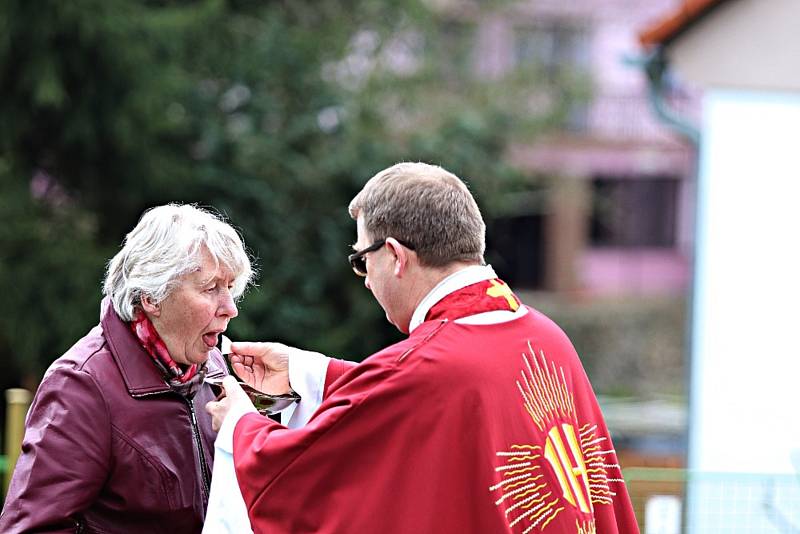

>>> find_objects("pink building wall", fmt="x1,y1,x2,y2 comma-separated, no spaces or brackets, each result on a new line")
495,0,698,296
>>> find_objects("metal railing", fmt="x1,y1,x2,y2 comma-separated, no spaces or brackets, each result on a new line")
585,92,699,141
625,467,800,533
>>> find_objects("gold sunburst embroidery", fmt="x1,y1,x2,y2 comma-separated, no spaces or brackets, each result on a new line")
490,343,622,532
577,519,597,534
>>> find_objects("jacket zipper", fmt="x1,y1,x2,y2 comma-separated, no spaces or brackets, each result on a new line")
186,397,212,501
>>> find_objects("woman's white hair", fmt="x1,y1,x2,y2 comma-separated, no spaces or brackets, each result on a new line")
103,203,255,321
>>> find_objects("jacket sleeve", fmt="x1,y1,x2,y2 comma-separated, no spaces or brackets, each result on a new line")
323,358,358,396
0,365,111,533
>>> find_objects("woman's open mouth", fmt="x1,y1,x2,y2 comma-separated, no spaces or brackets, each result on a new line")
202,332,220,348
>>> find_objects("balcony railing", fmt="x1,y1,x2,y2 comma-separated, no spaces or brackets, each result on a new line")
582,92,699,141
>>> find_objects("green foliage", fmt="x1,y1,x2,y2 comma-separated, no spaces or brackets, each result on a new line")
0,0,572,379
0,173,110,376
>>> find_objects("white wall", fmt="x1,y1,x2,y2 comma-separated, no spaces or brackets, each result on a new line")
668,0,800,92
688,89,800,530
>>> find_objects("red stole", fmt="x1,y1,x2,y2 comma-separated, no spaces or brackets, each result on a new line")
425,278,521,322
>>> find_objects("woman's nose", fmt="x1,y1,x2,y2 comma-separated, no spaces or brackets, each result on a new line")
219,291,239,318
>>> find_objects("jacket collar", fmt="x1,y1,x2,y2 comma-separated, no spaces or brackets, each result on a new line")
100,298,226,397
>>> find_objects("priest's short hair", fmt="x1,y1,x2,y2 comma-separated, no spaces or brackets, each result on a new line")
349,162,486,268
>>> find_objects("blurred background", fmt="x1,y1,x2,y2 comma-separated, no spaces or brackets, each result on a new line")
1,0,761,529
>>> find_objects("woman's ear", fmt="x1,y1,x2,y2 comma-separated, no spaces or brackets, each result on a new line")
140,295,161,317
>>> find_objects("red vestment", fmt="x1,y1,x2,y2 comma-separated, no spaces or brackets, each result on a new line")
233,279,639,533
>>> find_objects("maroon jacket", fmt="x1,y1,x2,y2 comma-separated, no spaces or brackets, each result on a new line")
0,299,227,533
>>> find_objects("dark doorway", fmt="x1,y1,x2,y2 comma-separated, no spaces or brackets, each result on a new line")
486,214,545,289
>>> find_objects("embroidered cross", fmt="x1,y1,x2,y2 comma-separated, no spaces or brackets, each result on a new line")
486,279,519,311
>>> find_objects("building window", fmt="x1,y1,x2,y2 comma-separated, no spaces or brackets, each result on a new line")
590,176,679,248
513,22,590,131
513,22,590,78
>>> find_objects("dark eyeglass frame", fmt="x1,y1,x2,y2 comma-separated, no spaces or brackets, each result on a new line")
348,238,415,277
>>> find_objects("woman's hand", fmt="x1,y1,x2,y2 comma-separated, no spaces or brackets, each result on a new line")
206,376,255,432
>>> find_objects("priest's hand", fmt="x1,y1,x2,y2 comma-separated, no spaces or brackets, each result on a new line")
229,341,324,395
206,376,256,433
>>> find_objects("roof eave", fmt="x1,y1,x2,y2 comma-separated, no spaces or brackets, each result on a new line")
639,0,730,48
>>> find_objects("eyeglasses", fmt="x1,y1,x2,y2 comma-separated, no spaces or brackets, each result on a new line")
348,238,415,277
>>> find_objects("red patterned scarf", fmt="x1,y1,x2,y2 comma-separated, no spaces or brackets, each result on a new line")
129,312,207,398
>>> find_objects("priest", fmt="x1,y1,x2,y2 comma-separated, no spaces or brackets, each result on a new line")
207,162,640,533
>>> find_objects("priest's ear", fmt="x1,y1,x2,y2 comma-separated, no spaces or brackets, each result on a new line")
385,237,414,278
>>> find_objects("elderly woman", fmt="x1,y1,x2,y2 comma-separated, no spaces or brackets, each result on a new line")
0,204,253,533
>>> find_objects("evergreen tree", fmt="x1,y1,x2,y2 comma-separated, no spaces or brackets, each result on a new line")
0,0,562,382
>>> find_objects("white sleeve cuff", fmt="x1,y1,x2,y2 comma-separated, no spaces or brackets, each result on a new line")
216,399,257,453
282,350,330,428
205,400,256,534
